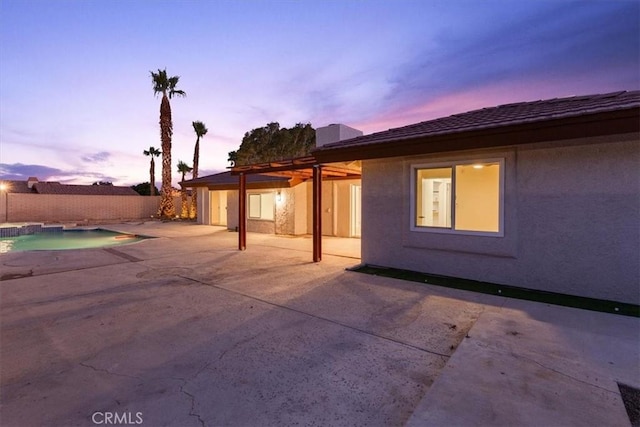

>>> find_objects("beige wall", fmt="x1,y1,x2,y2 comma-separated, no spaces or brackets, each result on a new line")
293,183,308,235
1,194,185,223
200,178,361,237
227,190,239,230
333,179,361,237
197,188,210,225
305,179,361,237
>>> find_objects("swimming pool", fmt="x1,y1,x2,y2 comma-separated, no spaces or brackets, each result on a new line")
0,229,148,253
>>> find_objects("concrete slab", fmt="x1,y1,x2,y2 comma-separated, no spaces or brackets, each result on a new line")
1,222,638,426
406,300,640,427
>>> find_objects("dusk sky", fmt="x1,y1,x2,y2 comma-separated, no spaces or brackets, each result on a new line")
1,0,638,187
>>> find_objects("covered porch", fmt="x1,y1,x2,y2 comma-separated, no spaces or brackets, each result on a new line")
231,156,361,262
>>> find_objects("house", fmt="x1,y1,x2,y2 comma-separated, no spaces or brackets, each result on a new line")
182,126,363,238
310,91,639,306
181,171,297,232
3,177,139,195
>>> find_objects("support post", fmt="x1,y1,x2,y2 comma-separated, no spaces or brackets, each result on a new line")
312,165,322,262
238,172,246,251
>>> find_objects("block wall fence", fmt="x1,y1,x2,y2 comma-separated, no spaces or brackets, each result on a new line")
0,194,188,223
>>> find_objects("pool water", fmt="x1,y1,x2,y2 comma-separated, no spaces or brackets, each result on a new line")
0,229,147,253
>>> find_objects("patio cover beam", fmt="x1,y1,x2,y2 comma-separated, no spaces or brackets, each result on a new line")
238,172,246,251
313,165,322,262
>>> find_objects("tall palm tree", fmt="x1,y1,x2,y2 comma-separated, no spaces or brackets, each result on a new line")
190,120,208,219
143,146,161,196
150,68,186,218
177,160,193,219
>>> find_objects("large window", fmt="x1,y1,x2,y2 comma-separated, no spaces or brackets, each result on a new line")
248,193,275,220
413,160,503,234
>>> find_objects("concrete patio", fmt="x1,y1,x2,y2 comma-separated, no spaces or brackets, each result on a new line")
1,222,638,426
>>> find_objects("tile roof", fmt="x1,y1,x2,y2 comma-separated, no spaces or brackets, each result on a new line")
32,182,140,195
2,180,32,193
315,91,640,151
0,180,139,195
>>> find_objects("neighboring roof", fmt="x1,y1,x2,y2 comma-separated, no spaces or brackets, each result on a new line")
33,182,139,195
2,180,32,193
0,180,139,195
181,171,291,189
313,91,640,162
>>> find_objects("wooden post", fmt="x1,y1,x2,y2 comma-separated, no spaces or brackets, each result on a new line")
239,172,246,251
313,165,322,262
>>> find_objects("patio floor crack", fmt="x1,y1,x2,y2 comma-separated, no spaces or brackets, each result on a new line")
79,361,142,380
179,382,206,427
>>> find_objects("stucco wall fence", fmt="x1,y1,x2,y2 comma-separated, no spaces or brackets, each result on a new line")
0,194,187,223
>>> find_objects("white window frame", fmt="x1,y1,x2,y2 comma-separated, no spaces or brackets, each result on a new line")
247,192,275,221
410,158,505,237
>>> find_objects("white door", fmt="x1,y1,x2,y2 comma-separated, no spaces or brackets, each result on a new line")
350,184,361,237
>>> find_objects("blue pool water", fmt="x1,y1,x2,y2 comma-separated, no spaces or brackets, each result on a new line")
0,229,147,253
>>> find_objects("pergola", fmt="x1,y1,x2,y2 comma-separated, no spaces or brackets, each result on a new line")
231,156,361,262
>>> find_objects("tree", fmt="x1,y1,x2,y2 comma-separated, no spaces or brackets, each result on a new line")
228,122,315,166
227,150,238,167
92,181,113,186
131,182,159,196
143,146,161,196
190,120,208,219
177,160,193,219
150,68,186,218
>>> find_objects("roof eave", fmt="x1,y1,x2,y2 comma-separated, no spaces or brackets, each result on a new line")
313,108,640,163
206,181,293,191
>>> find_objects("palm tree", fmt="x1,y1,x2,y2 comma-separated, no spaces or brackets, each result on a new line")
177,160,193,219
190,120,208,219
143,146,161,196
150,68,186,218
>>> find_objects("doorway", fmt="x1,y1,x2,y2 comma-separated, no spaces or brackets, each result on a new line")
350,184,361,237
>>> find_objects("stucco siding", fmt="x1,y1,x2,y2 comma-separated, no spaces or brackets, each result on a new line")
227,191,239,230
361,134,640,304
294,182,308,235
275,188,295,235
197,188,210,225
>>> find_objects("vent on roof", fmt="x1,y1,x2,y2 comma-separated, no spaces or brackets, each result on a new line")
27,177,39,189
315,124,363,147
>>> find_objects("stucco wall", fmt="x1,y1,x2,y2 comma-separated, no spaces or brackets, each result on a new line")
197,188,210,225
293,183,308,235
212,179,361,237
334,179,361,237
362,134,640,304
1,194,180,223
304,180,361,237
227,190,239,230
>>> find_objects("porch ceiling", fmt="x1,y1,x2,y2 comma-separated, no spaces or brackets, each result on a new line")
231,156,361,180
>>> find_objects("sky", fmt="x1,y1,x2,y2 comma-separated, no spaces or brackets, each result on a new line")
1,0,638,188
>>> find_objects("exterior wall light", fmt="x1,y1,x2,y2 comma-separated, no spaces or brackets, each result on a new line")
276,191,282,203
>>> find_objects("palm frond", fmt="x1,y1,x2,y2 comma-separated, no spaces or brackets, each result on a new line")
192,121,208,137
169,89,186,99
143,146,162,156
150,69,170,95
176,160,193,173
